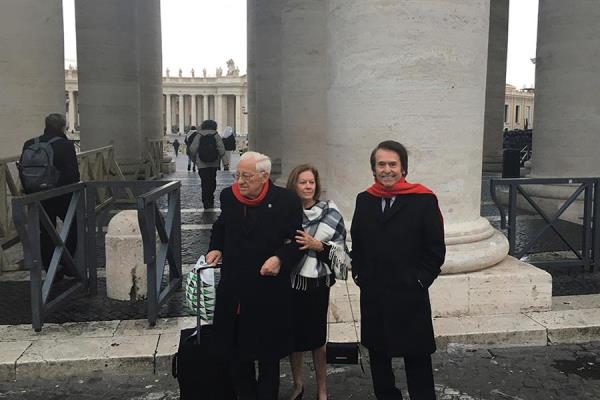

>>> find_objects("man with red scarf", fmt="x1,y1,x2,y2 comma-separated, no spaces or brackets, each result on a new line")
350,140,446,400
206,151,303,400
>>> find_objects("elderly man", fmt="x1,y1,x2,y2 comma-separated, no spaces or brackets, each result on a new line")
206,151,303,400
351,140,446,400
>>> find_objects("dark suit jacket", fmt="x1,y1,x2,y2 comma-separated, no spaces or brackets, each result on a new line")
350,191,445,356
209,183,303,361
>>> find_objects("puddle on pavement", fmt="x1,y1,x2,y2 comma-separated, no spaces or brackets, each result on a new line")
552,356,600,380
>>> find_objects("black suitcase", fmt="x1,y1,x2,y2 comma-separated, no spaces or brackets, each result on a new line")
172,265,236,400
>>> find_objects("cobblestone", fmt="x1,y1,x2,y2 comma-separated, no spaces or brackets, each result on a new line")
1,342,600,399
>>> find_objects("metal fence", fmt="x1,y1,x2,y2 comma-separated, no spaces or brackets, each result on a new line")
12,180,182,331
490,177,600,271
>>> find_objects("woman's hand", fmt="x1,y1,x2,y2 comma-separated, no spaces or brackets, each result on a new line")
205,250,222,265
295,230,324,251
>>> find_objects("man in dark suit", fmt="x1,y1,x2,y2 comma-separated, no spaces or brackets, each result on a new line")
206,151,303,400
350,140,446,400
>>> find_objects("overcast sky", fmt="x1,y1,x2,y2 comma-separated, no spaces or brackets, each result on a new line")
63,0,538,88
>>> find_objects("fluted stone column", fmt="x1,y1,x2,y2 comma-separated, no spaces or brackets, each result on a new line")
165,95,172,133
68,91,77,131
279,0,328,186
252,0,282,175
0,0,65,158
327,0,508,273
76,0,162,170
178,95,184,133
531,1,600,178
482,0,509,172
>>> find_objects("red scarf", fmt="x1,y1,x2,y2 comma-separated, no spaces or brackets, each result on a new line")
232,180,269,206
366,177,433,198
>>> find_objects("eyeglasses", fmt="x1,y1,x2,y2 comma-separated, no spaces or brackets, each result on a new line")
233,172,262,181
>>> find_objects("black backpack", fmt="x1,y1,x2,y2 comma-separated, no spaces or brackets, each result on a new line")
18,136,62,194
197,133,219,163
223,134,236,151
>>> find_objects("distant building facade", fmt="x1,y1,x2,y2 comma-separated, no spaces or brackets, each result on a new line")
504,84,534,131
65,65,248,135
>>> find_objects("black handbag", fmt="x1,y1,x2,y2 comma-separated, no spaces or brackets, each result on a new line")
325,281,364,372
326,342,359,364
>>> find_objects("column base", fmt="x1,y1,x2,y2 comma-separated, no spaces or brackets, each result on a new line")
430,256,552,317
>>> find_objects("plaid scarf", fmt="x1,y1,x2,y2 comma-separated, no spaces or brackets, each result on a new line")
291,200,351,290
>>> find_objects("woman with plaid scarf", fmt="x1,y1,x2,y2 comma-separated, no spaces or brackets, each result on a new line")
286,164,351,400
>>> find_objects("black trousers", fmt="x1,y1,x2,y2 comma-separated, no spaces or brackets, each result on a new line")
233,358,280,400
198,167,217,208
369,349,435,400
40,195,78,274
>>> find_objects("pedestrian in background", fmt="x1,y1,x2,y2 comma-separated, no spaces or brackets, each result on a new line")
172,138,180,157
189,119,225,209
185,126,198,172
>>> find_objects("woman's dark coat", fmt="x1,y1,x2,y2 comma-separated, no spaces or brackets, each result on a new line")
350,192,445,356
209,183,303,361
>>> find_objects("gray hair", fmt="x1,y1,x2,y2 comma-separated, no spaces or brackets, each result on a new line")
239,151,272,174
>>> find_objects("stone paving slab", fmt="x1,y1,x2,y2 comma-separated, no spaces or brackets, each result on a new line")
114,317,195,337
433,313,547,351
0,341,31,381
552,294,600,311
0,320,120,342
526,308,600,344
15,335,160,380
154,333,179,375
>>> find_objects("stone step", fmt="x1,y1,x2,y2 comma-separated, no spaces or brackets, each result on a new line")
3,299,600,381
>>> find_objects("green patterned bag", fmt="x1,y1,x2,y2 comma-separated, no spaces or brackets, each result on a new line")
186,256,221,326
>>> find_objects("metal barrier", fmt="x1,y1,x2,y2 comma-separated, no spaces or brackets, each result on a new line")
12,180,182,331
490,177,600,270
1,145,136,273
12,183,88,332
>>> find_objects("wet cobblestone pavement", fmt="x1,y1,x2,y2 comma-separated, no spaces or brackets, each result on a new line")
1,164,599,325
1,342,599,399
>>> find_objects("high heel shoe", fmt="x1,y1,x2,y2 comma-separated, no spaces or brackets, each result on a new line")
291,387,304,400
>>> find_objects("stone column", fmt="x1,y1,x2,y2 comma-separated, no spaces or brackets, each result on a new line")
178,94,184,133
191,95,197,127
76,0,161,169
279,0,328,186
165,94,172,133
247,0,257,147
327,0,508,273
137,0,163,142
482,0,509,172
203,95,209,123
68,91,77,131
215,94,223,130
0,0,64,158
235,95,242,133
252,0,282,175
531,1,600,178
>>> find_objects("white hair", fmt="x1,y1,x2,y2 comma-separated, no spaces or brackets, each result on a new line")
239,151,272,174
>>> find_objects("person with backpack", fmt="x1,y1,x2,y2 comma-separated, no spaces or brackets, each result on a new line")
189,119,225,209
19,113,80,278
219,126,236,171
185,126,199,172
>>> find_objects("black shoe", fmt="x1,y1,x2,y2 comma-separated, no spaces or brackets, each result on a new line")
292,387,304,400
187,165,191,171
203,202,214,210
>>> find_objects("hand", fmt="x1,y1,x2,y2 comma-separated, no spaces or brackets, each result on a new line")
295,230,324,251
205,250,222,265
259,256,281,277
352,274,359,287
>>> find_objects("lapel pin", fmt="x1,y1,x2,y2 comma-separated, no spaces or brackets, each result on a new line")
268,203,272,208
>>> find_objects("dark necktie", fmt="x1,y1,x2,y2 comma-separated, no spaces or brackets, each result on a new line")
383,197,391,214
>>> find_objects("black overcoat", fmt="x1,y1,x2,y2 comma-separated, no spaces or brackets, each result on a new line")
209,183,303,361
350,192,445,356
